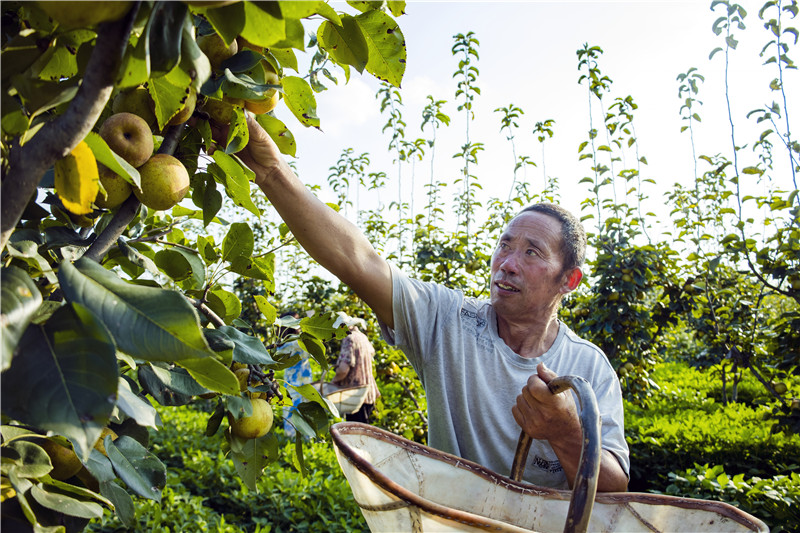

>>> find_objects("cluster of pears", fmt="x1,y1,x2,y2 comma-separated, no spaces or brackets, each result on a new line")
227,363,274,439
197,33,282,126
96,106,190,212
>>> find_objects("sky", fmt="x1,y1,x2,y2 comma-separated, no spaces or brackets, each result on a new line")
267,0,798,239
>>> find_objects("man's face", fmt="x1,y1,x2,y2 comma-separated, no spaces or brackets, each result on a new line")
489,211,573,321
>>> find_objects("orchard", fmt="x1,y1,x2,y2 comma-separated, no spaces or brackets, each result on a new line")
1,1,406,530
1,0,800,532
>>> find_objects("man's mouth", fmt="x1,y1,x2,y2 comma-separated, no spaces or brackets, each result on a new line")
495,281,520,292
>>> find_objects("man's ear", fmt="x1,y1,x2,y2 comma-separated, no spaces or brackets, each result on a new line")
562,267,583,292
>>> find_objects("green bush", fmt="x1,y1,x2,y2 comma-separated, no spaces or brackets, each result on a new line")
626,362,800,489
89,404,366,532
87,360,800,532
652,464,800,533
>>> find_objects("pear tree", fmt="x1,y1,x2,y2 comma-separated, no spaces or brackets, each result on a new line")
0,1,407,529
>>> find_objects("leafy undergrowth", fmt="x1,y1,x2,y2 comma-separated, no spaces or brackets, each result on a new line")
627,361,800,531
87,360,800,532
87,404,366,533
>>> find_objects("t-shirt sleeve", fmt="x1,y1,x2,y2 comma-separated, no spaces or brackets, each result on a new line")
594,371,631,477
378,263,461,382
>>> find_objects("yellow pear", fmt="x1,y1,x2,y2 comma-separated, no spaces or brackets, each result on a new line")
167,87,197,126
112,86,157,127
95,165,132,209
198,33,237,70
39,439,82,480
99,112,154,168
200,97,239,125
133,154,190,211
245,91,279,115
94,427,118,456
235,368,250,392
229,398,273,439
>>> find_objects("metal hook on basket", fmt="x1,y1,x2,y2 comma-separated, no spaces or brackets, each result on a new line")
509,375,602,533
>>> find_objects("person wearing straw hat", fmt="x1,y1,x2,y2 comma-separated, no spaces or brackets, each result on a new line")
331,312,380,423
223,116,629,492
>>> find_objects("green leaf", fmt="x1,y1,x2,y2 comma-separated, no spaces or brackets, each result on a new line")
387,1,406,16
46,473,114,505
58,258,215,361
148,66,193,131
298,333,326,370
83,449,116,484
83,132,141,189
742,166,764,175
117,15,151,88
137,363,193,406
216,326,276,366
348,1,385,13
197,235,220,264
12,75,80,120
269,47,298,72
202,178,223,227
100,480,135,528
269,17,305,50
222,222,255,263
154,248,206,289
205,2,251,46
219,68,273,100
229,254,275,286
290,384,337,416
0,302,118,462
210,153,261,216
300,313,342,340
3,440,53,479
30,483,104,519
30,42,79,82
178,356,239,395
146,364,209,397
206,286,242,324
114,238,159,279
1,266,42,372
231,434,273,490
180,15,211,92
313,1,342,24
147,1,187,75
355,9,406,87
106,436,166,502
255,113,296,156
5,240,57,284
254,295,277,325
317,15,369,73
239,2,286,48
224,105,249,154
282,75,320,128
116,378,158,429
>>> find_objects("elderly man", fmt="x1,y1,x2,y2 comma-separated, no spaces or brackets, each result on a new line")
234,116,629,492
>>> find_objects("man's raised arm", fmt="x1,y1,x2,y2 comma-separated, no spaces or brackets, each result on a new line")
236,116,394,328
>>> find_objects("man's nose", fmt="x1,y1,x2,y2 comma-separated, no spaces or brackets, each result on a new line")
499,252,519,273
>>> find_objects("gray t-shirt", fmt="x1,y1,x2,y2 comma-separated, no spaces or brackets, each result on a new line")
379,264,630,488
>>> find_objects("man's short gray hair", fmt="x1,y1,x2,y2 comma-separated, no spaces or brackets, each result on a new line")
518,203,586,272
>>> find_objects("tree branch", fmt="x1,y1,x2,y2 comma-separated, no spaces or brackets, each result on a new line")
82,194,141,262
0,3,141,250
189,298,225,328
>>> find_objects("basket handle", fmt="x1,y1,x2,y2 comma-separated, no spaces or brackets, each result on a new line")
509,375,601,533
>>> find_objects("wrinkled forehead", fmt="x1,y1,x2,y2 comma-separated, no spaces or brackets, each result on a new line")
502,211,563,241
